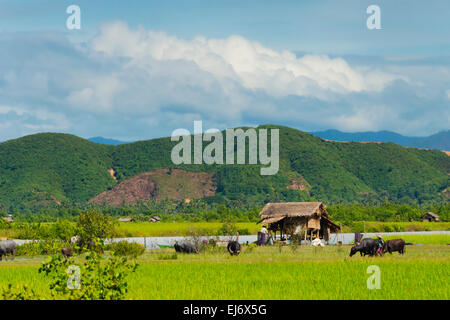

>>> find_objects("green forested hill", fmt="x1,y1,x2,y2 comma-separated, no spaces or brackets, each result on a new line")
0,133,116,210
0,126,448,210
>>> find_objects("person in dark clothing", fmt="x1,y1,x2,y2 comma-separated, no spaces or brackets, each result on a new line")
376,234,384,256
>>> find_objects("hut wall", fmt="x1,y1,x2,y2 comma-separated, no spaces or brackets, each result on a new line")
307,217,320,229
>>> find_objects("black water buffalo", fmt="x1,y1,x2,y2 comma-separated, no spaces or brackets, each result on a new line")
383,239,405,254
0,240,16,261
350,238,378,257
61,247,73,258
174,241,198,253
227,232,241,256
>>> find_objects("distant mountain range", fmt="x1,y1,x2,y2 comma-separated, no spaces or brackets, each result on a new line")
88,137,131,145
89,130,449,150
310,130,450,151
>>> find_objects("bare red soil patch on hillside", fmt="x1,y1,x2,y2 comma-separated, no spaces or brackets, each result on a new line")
89,169,216,206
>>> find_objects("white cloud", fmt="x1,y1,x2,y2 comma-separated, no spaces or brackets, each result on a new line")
91,21,398,100
0,24,448,140
0,105,70,140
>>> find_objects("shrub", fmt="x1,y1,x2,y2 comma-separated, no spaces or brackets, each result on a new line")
108,241,145,258
157,253,178,260
237,228,250,235
1,284,40,300
217,221,238,236
39,251,138,300
245,243,257,253
77,210,117,244
15,241,74,256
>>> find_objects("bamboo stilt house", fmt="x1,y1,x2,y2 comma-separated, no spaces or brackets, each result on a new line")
258,202,340,243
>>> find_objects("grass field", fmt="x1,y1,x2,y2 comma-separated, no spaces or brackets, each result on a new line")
0,241,448,300
383,234,450,244
1,221,449,239
114,222,261,237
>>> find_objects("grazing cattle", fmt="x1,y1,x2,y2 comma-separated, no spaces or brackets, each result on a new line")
349,238,378,257
227,232,241,256
61,247,73,259
174,241,198,254
383,239,405,255
0,240,16,261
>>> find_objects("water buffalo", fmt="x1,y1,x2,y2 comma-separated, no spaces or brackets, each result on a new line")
227,232,241,256
383,239,405,254
174,241,198,253
350,238,378,257
0,240,16,261
61,247,73,259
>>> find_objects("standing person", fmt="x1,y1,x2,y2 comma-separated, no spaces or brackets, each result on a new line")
376,234,384,256
259,225,268,245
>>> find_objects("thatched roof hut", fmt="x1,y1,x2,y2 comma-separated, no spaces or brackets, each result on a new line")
422,212,440,222
118,217,134,223
2,217,13,223
258,202,340,243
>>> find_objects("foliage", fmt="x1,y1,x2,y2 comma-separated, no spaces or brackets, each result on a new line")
1,284,40,300
13,220,77,241
77,210,117,243
38,250,138,300
15,240,74,256
1,244,449,300
108,241,145,258
217,221,239,236
0,127,448,212
156,253,178,260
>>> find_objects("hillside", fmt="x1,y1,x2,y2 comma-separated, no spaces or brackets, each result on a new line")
0,126,448,210
89,169,216,206
311,129,450,151
0,133,115,210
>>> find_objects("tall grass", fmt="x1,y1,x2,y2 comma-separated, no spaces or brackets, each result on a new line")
0,245,448,300
114,222,260,237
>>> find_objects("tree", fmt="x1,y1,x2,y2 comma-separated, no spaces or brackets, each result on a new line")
77,210,117,244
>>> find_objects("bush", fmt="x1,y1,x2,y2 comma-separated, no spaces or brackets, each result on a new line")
15,241,73,256
157,253,178,260
77,210,117,244
108,241,145,258
237,228,250,235
1,284,40,300
217,221,238,236
39,251,138,300
245,243,257,253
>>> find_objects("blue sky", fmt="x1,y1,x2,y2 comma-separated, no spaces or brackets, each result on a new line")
0,0,449,141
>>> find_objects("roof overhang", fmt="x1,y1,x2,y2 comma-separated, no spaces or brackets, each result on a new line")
257,216,286,225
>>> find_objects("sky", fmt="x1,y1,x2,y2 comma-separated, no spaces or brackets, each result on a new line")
0,0,449,141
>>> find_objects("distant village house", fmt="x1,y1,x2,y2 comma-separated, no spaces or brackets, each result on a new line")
118,217,134,223
149,216,161,223
2,217,13,223
421,212,440,222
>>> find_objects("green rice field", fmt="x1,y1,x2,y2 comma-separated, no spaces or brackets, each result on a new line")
0,239,448,300
115,221,450,237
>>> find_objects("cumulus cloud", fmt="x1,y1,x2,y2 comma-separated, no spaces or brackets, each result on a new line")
0,22,448,140
91,21,398,99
